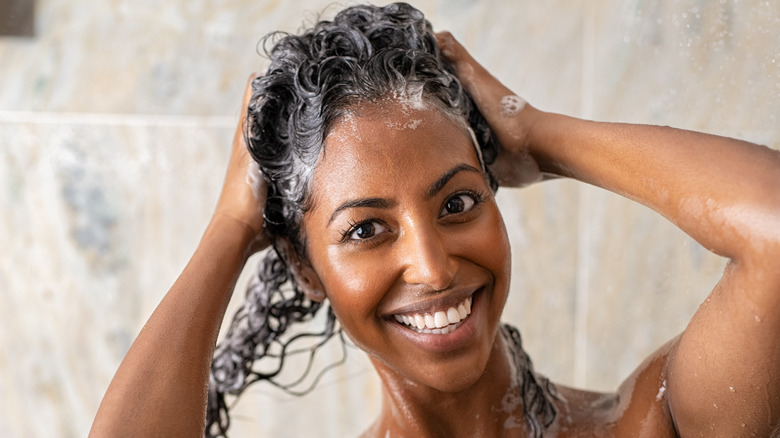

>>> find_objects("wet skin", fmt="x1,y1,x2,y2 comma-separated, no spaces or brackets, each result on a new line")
303,102,512,393
88,50,779,434
298,102,685,437
300,101,524,435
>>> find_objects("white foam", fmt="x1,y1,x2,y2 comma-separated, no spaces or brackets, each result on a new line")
245,160,263,201
328,111,363,144
405,119,422,130
500,386,524,430
499,94,527,117
655,378,667,401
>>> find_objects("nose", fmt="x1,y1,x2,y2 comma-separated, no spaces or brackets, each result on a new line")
399,223,457,291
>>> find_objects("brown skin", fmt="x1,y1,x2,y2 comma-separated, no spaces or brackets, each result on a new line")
91,34,780,437
435,31,780,436
303,103,519,436
89,75,269,437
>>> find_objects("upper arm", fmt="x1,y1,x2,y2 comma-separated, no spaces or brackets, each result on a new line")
666,254,780,436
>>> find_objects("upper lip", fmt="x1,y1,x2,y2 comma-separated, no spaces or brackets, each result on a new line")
382,285,483,317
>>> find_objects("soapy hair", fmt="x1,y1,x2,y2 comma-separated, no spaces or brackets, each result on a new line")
206,3,555,437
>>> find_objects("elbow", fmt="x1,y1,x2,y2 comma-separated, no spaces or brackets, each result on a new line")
713,201,780,289
720,203,780,264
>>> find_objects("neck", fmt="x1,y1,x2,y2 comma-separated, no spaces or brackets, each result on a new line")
366,325,555,438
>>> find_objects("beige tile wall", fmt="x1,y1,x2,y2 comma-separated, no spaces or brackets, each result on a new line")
1,0,777,436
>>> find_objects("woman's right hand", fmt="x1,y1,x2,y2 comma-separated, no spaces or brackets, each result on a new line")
213,73,270,255
436,31,545,188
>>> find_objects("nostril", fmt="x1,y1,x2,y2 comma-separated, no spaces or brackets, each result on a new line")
399,226,457,289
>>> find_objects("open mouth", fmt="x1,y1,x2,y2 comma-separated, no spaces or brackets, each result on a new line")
392,294,474,335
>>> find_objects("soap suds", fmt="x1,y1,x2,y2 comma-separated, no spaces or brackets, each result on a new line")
466,127,486,172
328,111,363,144
245,160,263,201
500,386,524,430
500,94,526,117
655,379,667,401
406,119,422,129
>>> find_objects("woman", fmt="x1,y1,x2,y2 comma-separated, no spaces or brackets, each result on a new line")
90,3,780,437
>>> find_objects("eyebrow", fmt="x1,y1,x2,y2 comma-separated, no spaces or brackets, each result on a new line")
327,163,482,225
425,163,482,199
328,197,394,225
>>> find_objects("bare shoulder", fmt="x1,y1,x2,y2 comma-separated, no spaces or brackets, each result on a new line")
551,337,680,437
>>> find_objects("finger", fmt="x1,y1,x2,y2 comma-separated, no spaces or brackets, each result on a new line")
219,74,266,227
435,32,528,129
233,73,259,151
436,32,544,187
235,73,265,201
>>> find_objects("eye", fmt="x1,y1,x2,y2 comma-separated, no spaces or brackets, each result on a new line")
440,192,480,217
344,220,387,241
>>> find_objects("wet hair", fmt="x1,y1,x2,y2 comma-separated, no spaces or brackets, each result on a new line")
206,3,556,437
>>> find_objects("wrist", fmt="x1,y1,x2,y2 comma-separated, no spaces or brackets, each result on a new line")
205,212,269,261
518,105,546,160
522,109,574,177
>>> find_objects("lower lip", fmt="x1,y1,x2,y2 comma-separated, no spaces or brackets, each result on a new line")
388,288,483,354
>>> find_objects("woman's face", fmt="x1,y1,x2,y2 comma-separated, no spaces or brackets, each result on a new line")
302,100,512,392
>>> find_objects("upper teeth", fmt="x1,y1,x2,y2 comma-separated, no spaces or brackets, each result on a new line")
393,296,473,334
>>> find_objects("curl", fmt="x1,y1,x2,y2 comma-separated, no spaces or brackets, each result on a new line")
501,323,559,437
247,2,500,257
208,3,507,436
206,249,341,438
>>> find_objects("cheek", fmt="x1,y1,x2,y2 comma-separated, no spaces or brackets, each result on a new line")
322,247,384,293
458,206,512,280
492,214,512,276
315,246,396,332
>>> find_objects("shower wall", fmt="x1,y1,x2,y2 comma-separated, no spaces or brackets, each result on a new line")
1,0,777,436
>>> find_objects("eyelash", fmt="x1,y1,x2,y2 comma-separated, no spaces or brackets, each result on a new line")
338,189,487,244
441,189,486,218
339,219,367,241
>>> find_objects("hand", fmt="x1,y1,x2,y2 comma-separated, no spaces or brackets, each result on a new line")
436,32,544,187
212,73,270,254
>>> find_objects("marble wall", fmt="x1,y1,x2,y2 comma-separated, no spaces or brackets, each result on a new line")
0,0,777,436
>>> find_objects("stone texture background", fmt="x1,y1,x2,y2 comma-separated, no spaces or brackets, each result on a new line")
1,1,778,436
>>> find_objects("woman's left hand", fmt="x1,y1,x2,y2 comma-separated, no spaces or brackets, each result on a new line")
436,31,544,188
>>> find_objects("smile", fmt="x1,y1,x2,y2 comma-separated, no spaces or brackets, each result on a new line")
392,296,473,335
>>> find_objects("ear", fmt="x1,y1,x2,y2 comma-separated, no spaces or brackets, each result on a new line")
276,239,326,302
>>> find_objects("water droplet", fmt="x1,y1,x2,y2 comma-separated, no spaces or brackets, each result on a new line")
741,423,747,427
729,386,736,393
755,315,762,322
713,403,718,409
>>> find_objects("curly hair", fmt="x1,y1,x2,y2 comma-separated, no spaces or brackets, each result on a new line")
206,3,556,437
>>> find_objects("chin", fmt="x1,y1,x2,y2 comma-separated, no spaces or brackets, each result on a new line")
365,276,508,391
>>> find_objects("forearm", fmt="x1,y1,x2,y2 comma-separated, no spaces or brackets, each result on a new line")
526,109,780,264
90,215,255,437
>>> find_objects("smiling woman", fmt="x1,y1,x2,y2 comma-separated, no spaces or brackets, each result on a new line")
208,4,557,435
88,2,780,438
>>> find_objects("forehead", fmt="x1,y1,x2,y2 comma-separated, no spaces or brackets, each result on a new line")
308,101,479,208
